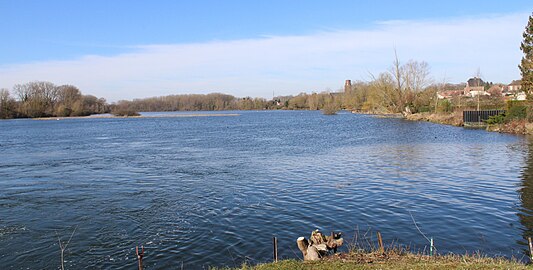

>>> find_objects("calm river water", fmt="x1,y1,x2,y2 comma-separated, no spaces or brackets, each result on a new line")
1,110,532,269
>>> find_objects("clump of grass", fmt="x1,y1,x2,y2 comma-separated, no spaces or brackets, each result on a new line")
216,227,528,270
322,106,338,115
229,252,527,270
321,97,339,115
111,108,140,117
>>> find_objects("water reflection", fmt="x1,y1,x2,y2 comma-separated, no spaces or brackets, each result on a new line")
518,138,533,255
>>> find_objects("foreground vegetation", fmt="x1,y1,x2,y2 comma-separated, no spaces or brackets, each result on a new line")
212,227,531,270
235,253,528,270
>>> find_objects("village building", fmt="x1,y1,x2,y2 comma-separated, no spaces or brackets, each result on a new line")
439,78,488,99
514,92,527,101
437,90,463,99
464,77,489,97
436,78,526,101
344,80,352,93
508,80,522,92
503,80,526,100
487,85,503,96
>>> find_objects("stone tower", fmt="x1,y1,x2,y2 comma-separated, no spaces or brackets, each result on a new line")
344,80,352,92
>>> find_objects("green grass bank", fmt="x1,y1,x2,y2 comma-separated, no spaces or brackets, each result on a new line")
222,251,529,270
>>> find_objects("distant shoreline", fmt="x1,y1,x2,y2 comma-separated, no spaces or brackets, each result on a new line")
32,113,241,120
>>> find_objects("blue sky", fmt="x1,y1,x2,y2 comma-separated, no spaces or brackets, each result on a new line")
1,1,532,101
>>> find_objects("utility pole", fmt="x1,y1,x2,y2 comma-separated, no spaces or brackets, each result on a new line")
477,94,480,111
476,68,482,112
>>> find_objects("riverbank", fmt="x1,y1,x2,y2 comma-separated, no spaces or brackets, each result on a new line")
352,110,464,127
401,112,533,135
486,120,533,135
230,251,528,270
404,112,464,127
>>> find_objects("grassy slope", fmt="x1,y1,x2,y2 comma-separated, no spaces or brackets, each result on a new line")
225,252,530,270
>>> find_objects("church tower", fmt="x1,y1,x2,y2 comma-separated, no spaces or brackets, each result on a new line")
344,80,352,93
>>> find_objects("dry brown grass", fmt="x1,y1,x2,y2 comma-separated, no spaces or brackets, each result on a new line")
217,229,529,270
228,251,528,270
406,112,463,126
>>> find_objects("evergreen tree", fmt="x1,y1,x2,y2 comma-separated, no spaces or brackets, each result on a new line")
520,13,533,98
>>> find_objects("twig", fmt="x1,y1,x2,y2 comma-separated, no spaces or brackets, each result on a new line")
273,237,278,262
289,245,301,260
57,225,78,270
136,245,144,270
348,225,359,252
377,231,384,254
527,237,533,261
409,211,437,254
363,226,372,250
353,225,359,250
227,247,237,267
409,211,430,243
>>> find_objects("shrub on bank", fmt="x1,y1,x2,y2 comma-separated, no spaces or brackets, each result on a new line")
322,101,339,115
322,107,338,115
486,113,506,125
486,101,529,125
436,100,453,113
506,105,527,121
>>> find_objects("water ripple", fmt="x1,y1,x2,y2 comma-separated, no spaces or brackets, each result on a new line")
0,111,530,269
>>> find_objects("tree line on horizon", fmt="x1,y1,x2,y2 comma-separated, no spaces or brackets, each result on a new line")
0,81,348,119
114,93,271,113
113,91,342,113
0,71,507,120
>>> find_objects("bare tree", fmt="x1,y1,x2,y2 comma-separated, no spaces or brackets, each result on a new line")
55,85,82,116
403,60,432,92
0,88,14,119
308,93,319,110
13,81,58,117
57,85,82,105
370,72,399,113
13,83,30,102
390,49,404,109
387,51,434,113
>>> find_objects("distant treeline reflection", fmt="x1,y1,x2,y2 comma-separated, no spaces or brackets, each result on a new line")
519,141,533,252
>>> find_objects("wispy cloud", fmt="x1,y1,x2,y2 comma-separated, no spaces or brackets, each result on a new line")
0,12,527,101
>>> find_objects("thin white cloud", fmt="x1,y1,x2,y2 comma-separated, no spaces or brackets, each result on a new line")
0,12,528,101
